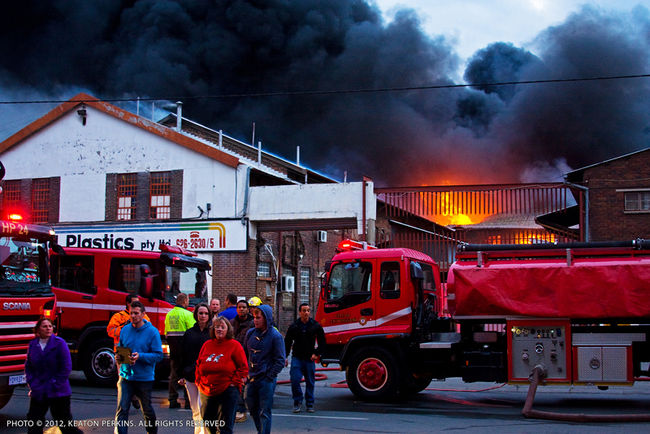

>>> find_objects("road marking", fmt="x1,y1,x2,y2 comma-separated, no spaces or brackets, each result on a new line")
275,413,368,420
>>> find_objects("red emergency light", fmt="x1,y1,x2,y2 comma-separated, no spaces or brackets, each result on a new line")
8,213,23,221
337,239,377,252
159,244,198,257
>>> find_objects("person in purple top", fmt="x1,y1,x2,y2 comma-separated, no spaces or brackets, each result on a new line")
25,317,82,434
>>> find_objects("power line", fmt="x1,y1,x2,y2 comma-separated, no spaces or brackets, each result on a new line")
0,73,648,105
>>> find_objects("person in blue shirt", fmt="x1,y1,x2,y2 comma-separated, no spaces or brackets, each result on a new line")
114,301,163,434
221,293,238,320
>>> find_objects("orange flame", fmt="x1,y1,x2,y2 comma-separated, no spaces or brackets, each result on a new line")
419,191,492,226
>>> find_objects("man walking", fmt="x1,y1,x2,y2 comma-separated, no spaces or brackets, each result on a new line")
284,303,326,413
244,304,285,434
164,293,195,408
107,294,150,409
114,301,163,434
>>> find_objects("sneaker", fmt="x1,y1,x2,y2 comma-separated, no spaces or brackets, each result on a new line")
306,406,315,413
293,405,301,413
235,412,247,422
169,400,181,409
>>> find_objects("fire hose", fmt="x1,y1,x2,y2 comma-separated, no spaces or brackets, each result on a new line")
522,365,650,422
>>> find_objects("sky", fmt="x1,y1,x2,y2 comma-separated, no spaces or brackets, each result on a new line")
375,0,646,65
1,1,650,187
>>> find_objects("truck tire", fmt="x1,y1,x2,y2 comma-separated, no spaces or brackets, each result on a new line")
400,372,434,395
83,338,118,386
0,385,13,409
346,346,400,401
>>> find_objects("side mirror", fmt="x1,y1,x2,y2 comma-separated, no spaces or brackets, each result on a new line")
51,242,66,255
410,262,424,280
139,264,154,300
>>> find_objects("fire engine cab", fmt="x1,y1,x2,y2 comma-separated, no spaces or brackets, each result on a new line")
316,239,650,401
50,244,211,385
0,220,58,409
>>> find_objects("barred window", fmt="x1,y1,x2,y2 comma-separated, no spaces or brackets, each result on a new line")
2,180,21,215
117,173,137,220
150,172,171,219
31,179,49,223
300,267,310,304
624,191,650,212
257,262,271,278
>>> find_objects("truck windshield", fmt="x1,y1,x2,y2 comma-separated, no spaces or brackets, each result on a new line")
326,261,372,301
0,236,49,295
164,265,209,307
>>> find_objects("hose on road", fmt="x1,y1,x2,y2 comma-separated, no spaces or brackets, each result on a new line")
522,365,650,422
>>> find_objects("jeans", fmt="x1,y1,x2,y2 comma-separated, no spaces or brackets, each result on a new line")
26,395,82,434
245,377,276,434
199,386,239,434
184,382,207,434
290,356,316,407
115,377,156,434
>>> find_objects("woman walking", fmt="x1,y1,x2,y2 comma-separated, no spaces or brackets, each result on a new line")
25,317,82,434
179,303,211,434
195,316,248,434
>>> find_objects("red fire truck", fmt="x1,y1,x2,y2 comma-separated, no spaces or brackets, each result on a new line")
0,220,58,409
50,244,211,385
316,239,650,401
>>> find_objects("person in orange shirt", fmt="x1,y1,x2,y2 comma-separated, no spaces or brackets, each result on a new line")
107,294,151,351
195,316,248,434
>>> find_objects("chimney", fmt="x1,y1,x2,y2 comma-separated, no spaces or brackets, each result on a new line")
176,101,183,131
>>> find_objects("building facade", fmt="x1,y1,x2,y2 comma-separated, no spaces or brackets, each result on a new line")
0,94,374,330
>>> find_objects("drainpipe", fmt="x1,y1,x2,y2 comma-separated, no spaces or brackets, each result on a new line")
565,181,589,242
239,166,251,218
360,176,371,242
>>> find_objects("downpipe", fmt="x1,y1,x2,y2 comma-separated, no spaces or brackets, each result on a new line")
522,365,650,422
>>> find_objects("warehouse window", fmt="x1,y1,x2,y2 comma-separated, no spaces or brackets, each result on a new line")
624,191,650,212
117,173,137,220
2,180,21,215
31,178,50,223
150,171,171,219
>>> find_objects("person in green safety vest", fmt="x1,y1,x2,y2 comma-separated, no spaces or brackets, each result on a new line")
164,293,195,408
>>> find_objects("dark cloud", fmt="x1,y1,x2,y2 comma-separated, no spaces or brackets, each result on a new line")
0,2,649,186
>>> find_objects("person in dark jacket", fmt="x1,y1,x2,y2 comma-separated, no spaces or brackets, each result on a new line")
230,299,254,422
25,317,82,434
178,303,211,434
284,303,326,413
243,304,285,434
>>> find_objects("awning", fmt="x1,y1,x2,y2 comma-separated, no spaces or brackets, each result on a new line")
534,205,580,239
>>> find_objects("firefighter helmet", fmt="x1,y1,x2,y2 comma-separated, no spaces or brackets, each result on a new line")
248,296,262,307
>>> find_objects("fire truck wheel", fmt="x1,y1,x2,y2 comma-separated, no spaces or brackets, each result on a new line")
83,338,118,386
0,386,13,409
400,372,434,395
346,346,400,401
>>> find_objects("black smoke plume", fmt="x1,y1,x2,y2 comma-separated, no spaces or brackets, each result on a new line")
0,1,649,186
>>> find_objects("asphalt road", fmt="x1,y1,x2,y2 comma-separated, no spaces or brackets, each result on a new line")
3,367,650,433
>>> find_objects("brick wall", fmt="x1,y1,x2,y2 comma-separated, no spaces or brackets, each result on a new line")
207,229,348,333
583,151,650,241
210,237,258,305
